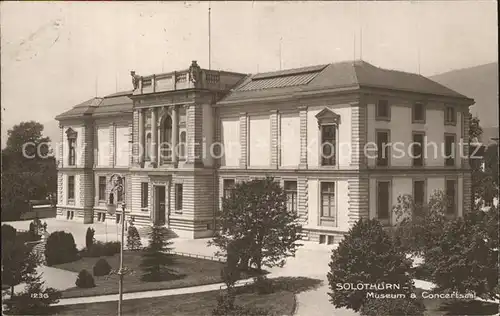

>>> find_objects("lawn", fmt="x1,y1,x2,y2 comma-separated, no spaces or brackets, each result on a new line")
53,289,295,316
54,251,262,298
53,277,323,316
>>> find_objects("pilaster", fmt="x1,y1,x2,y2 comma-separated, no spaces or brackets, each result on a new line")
270,110,279,168
239,112,248,168
350,101,367,168
150,108,158,167
185,104,203,167
347,175,369,226
109,123,115,167
299,106,308,169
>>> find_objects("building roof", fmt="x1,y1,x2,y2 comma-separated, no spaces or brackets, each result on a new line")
56,91,133,120
219,60,473,105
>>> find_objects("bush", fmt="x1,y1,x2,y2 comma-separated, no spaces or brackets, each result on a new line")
360,298,425,316
75,269,95,288
253,275,274,295
82,241,121,258
2,224,17,243
103,241,121,256
392,192,447,255
45,231,78,266
327,219,414,312
424,210,499,300
93,258,112,277
127,225,142,251
85,227,95,250
28,219,42,241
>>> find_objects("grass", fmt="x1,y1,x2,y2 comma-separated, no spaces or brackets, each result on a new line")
53,277,322,316
54,251,262,298
53,289,295,316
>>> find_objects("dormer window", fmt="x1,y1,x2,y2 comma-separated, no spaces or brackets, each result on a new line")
316,108,341,167
66,128,78,166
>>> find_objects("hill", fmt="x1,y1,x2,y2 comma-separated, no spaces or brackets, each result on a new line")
430,62,498,144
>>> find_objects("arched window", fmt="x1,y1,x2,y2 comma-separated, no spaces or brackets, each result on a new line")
160,115,172,162
146,133,151,161
66,128,78,166
179,131,186,160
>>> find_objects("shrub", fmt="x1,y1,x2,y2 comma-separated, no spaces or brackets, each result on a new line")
2,224,17,243
82,241,121,258
392,192,447,256
327,219,414,312
253,275,274,295
103,241,121,256
127,225,142,251
44,231,78,266
360,298,425,316
212,293,270,316
93,258,112,277
424,210,499,300
28,219,42,241
75,269,95,288
85,227,95,250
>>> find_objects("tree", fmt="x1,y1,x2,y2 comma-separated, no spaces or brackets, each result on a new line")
85,227,95,250
360,298,425,316
1,121,56,221
210,177,302,271
140,226,176,281
469,115,483,143
127,224,143,251
3,272,61,315
424,208,499,300
327,219,414,312
392,191,448,256
1,229,39,299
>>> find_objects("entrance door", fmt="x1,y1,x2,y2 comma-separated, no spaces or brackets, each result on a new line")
155,186,166,226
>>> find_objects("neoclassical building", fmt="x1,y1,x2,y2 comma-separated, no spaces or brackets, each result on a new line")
55,60,474,242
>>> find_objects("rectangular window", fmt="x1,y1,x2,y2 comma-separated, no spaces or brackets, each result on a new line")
413,180,425,209
445,106,456,125
98,176,106,201
376,100,390,120
320,182,336,219
412,103,425,123
68,138,76,166
116,213,121,224
223,179,235,199
175,184,183,211
141,182,149,208
321,125,336,166
445,179,457,215
117,178,125,203
412,133,425,167
376,130,390,167
327,236,335,245
445,134,456,166
68,176,75,200
284,181,298,213
377,181,390,222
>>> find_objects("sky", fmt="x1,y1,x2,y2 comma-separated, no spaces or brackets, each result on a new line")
1,1,497,147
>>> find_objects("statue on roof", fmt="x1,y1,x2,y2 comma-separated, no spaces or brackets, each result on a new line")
131,70,140,90
188,60,201,85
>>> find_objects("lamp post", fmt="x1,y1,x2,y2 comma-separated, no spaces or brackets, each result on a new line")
106,173,126,316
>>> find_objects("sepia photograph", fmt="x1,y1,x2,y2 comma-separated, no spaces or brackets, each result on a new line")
1,1,498,315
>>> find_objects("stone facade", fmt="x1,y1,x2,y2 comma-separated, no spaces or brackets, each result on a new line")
55,60,474,241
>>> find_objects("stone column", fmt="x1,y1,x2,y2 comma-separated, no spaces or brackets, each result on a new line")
270,110,279,168
138,109,145,165
171,105,178,166
239,112,248,168
151,108,158,167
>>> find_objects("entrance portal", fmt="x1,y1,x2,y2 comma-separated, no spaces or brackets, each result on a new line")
154,186,166,226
